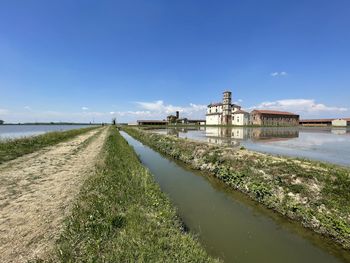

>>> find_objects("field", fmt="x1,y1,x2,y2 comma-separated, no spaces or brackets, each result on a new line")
123,127,350,250
0,126,98,164
55,127,217,262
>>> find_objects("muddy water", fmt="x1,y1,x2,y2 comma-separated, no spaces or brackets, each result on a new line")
121,132,350,263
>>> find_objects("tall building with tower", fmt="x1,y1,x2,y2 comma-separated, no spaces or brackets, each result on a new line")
206,90,248,125
222,91,232,125
206,90,299,126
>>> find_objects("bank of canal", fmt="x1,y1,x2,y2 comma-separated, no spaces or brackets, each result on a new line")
121,131,350,263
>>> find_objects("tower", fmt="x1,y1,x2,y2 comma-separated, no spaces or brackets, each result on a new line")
222,91,232,125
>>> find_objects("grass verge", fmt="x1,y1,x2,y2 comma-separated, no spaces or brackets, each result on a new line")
54,127,217,262
0,127,98,164
123,127,350,250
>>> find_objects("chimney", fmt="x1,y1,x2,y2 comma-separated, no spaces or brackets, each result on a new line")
176,111,179,119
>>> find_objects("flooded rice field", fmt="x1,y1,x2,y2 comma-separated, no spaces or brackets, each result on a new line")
0,124,96,140
121,131,350,263
151,126,350,167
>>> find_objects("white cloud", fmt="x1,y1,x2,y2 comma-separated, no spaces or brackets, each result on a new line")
270,71,288,77
24,106,31,110
0,100,207,123
249,99,348,117
0,108,9,115
105,100,208,122
133,100,206,117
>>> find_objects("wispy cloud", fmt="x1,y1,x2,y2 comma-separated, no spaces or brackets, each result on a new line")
24,106,31,110
0,108,9,115
249,99,348,117
134,100,206,116
0,100,207,123
270,71,288,77
113,100,207,121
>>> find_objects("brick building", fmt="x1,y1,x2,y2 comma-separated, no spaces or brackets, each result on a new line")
250,110,299,126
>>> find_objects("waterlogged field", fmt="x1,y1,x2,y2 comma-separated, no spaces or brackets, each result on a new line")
121,131,350,263
0,124,96,140
124,127,350,255
152,126,350,166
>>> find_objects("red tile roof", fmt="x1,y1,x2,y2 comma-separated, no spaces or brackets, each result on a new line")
208,103,241,107
251,109,298,116
137,120,167,123
233,110,249,114
300,118,350,123
208,102,223,107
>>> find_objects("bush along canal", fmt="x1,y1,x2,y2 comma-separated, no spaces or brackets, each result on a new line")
122,127,350,262
55,127,217,262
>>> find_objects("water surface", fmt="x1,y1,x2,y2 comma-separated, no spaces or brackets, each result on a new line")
0,125,95,140
121,131,350,263
151,127,350,166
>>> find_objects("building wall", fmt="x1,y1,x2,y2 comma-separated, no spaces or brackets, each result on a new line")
232,113,249,126
332,119,347,127
207,105,223,114
250,113,299,126
206,114,222,125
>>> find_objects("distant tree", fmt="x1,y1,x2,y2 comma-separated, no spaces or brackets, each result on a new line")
0,120,4,125
112,118,117,125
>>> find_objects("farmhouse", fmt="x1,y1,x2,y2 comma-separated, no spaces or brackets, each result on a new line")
206,91,299,126
206,91,244,125
250,110,299,126
300,118,350,126
137,111,205,126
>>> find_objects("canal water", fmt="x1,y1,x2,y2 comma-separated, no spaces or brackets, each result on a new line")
0,125,95,140
152,127,350,167
121,131,350,263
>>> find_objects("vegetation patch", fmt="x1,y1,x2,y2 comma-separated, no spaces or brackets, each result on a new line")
54,127,217,262
123,127,350,250
0,127,98,164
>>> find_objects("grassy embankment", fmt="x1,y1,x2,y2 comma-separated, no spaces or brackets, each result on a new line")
123,127,350,250
0,127,98,164
54,127,217,262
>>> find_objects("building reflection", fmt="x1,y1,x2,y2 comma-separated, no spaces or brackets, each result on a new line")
250,128,299,142
331,128,347,135
205,127,299,146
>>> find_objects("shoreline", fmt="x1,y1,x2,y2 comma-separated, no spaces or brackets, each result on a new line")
55,126,217,262
123,127,350,250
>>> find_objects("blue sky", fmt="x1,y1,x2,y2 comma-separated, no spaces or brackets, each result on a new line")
0,0,349,123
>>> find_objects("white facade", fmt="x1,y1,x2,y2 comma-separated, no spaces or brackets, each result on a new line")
206,102,248,126
332,119,347,127
232,112,250,126
206,114,221,125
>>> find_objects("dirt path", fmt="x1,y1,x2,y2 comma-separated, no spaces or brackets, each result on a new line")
0,127,108,263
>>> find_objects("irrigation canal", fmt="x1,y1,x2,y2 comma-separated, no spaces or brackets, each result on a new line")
120,131,350,263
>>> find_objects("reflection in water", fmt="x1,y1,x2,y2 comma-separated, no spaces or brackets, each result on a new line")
331,128,347,135
152,126,350,166
121,131,350,263
205,127,299,146
0,125,95,140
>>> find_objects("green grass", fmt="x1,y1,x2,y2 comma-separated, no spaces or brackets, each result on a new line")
54,127,217,262
122,127,350,250
0,127,98,164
